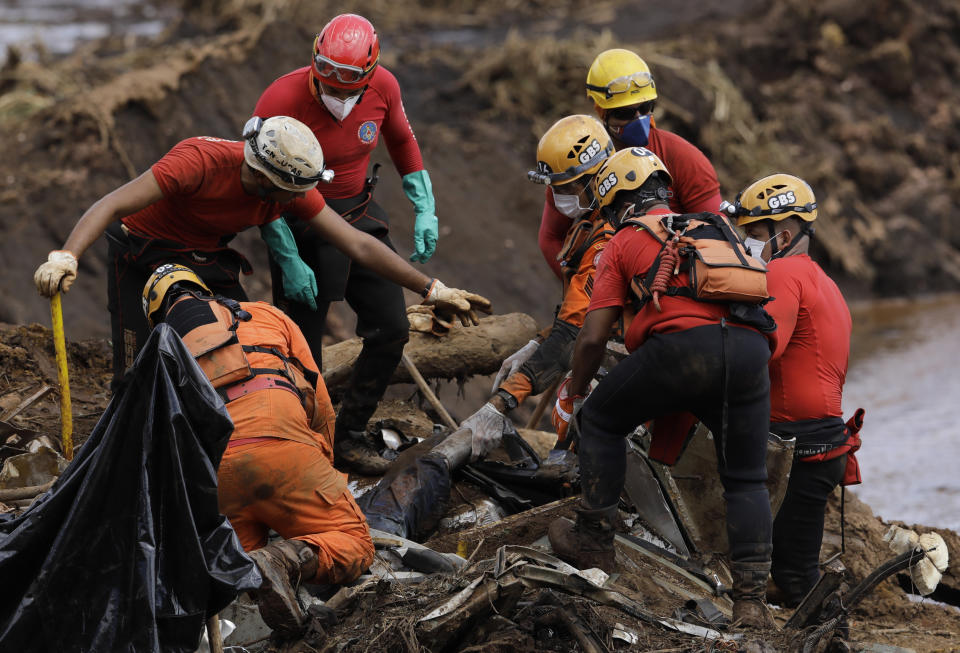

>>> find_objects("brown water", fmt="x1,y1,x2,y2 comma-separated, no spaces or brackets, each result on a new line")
0,0,175,62
843,293,960,531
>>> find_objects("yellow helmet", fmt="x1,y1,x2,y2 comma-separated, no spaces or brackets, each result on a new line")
142,264,211,328
586,49,657,110
734,174,818,226
528,115,614,186
593,146,671,211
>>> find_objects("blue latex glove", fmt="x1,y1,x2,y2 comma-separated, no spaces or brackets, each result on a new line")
402,169,439,263
259,219,318,310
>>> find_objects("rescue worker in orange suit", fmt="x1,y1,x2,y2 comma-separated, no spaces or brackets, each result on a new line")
253,14,440,474
537,48,722,280
548,147,778,629
32,115,490,393
141,264,371,636
732,174,860,608
460,115,616,458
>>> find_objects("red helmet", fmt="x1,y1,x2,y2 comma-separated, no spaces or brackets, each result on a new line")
312,14,380,91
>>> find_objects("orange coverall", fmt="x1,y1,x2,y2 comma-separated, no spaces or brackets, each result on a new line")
499,215,615,404
203,300,374,585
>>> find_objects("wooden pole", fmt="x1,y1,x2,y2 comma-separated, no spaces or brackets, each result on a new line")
526,375,563,429
206,614,224,653
401,353,458,430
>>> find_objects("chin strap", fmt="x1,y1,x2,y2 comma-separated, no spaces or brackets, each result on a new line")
768,222,816,260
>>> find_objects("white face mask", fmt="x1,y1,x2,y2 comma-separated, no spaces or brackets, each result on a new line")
743,231,785,262
552,187,591,219
321,92,361,121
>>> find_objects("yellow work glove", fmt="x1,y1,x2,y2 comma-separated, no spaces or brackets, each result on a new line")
422,280,492,327
34,250,78,297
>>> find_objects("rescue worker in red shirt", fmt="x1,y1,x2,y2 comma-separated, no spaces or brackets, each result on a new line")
733,174,856,608
461,115,615,457
548,147,777,629
32,116,490,391
537,48,722,280
253,14,440,474
141,264,371,637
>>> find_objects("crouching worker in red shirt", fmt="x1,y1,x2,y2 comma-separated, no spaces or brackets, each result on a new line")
548,147,778,629
141,263,370,638
733,174,859,608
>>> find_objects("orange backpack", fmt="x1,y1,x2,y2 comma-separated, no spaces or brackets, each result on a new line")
621,211,769,308
168,295,326,430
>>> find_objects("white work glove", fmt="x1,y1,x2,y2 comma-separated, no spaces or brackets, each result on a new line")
491,339,540,393
422,279,492,327
460,402,506,461
34,250,78,297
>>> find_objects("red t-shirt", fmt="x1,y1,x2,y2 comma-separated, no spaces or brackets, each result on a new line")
254,66,424,199
588,208,735,352
538,125,722,278
123,137,326,249
764,255,851,422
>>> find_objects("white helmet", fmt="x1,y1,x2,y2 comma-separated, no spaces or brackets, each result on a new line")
242,115,333,191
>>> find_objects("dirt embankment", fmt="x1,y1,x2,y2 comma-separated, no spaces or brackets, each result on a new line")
2,0,959,340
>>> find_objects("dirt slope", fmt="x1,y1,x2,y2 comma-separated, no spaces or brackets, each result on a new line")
2,0,959,340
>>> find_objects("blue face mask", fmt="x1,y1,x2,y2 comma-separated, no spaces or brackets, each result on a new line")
617,114,652,147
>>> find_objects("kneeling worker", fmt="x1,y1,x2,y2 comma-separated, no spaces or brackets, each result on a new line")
549,147,777,628
143,264,370,636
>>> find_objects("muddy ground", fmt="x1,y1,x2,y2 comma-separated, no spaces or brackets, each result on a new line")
3,324,959,651
3,0,959,422
2,0,960,650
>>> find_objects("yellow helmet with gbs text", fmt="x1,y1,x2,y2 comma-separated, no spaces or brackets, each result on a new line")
142,264,211,328
586,49,657,111
734,174,818,226
593,147,671,227
528,115,614,186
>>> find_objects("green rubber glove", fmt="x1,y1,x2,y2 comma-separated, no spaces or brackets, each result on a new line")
402,169,439,263
259,219,318,310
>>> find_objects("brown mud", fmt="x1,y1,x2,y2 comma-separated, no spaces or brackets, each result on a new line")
2,323,959,651
2,0,960,650
2,0,960,337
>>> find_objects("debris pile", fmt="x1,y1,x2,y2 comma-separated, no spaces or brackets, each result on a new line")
1,318,959,651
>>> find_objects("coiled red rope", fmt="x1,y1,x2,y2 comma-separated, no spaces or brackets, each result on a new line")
651,237,680,312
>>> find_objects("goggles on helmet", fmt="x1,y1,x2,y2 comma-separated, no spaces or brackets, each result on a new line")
585,71,654,100
527,140,615,185
242,116,334,186
313,53,378,85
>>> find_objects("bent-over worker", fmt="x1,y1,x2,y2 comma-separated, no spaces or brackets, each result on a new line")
548,147,778,629
461,115,616,458
142,263,367,636
32,115,490,391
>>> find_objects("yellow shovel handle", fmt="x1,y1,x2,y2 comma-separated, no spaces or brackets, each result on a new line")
50,292,73,460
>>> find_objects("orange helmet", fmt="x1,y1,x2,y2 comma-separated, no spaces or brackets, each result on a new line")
312,14,380,91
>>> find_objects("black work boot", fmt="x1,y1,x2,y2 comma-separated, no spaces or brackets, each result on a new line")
547,504,618,572
249,539,319,637
732,561,778,630
333,428,392,475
